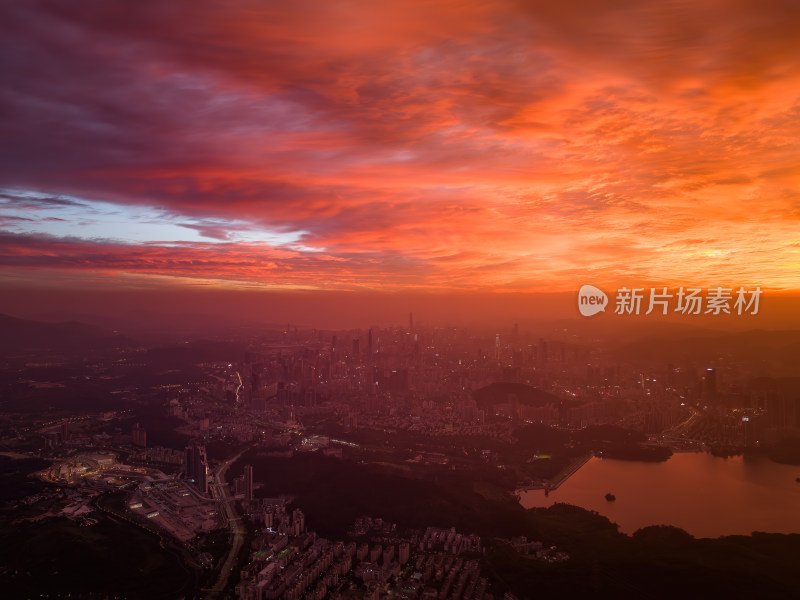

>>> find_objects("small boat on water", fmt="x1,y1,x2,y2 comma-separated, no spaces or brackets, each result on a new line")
605,493,616,501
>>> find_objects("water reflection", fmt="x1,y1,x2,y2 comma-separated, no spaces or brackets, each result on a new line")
519,453,800,538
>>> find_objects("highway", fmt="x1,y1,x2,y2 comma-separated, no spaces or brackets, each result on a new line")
658,406,706,451
206,449,247,597
667,405,700,436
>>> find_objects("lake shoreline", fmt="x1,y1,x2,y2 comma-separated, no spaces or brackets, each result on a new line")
518,452,800,538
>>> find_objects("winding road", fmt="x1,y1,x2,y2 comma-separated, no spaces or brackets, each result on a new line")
205,449,247,597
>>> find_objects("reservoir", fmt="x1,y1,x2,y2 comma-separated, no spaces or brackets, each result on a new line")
518,452,800,538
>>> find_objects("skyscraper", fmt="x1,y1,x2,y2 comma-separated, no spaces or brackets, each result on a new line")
399,542,410,564
292,508,305,535
243,464,254,502
132,423,147,447
185,443,209,495
703,368,717,403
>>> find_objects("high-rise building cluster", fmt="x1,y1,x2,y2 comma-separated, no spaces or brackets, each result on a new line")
184,443,209,495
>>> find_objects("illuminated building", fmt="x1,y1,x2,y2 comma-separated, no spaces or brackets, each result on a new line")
185,443,209,495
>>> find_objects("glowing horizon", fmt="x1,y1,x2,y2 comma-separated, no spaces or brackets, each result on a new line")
2,1,799,294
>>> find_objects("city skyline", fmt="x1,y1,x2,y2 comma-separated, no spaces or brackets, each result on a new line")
4,4,800,593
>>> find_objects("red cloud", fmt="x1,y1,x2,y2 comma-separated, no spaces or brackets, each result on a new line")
1,1,799,293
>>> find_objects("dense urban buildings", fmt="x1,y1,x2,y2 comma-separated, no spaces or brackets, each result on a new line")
2,311,800,597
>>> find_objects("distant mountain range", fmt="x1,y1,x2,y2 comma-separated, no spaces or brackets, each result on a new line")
28,309,281,344
0,312,249,368
0,313,133,355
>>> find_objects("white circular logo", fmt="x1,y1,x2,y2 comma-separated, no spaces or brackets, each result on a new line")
578,284,608,317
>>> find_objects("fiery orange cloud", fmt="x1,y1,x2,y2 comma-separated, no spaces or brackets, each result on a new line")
1,0,799,296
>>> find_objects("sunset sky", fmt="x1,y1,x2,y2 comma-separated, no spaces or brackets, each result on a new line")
1,1,799,324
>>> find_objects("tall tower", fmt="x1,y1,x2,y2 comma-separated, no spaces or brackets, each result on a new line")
409,312,414,332
292,508,305,535
132,423,146,448
368,328,373,358
399,542,410,564
185,443,209,495
243,464,254,502
703,368,717,404
196,445,208,495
